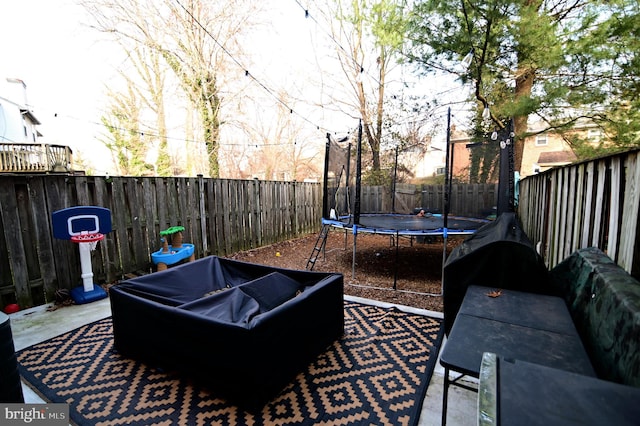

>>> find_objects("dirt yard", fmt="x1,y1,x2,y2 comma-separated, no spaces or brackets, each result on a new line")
228,230,467,312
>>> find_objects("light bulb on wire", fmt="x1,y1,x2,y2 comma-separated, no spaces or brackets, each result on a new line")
482,106,491,120
462,49,474,68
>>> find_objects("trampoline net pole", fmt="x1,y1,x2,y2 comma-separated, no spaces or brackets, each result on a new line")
322,133,331,219
441,108,452,295
354,120,362,225
392,146,398,213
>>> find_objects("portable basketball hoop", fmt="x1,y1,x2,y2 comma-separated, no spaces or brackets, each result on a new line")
52,207,112,304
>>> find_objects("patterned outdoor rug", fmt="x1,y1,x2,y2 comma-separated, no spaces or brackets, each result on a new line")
17,301,444,426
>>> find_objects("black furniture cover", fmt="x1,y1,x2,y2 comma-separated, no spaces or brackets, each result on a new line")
110,256,344,408
443,212,550,335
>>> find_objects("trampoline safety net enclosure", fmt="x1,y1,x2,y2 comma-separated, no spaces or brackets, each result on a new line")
321,130,495,237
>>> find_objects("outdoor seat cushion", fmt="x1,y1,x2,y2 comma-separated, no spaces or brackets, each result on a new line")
549,247,640,387
239,272,302,312
178,289,260,323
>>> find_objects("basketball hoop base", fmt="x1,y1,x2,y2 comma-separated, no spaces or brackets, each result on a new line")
70,285,107,305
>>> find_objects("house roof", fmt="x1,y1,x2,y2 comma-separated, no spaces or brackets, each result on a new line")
21,108,41,125
538,150,577,165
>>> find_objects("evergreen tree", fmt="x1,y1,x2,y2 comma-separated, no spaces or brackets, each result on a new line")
408,0,640,176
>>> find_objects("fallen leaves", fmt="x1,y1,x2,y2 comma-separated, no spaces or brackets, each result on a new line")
486,289,502,298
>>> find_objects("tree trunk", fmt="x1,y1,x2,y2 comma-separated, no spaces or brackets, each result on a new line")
513,68,535,173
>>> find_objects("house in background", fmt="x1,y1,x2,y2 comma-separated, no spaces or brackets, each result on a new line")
402,141,445,181
410,126,480,182
0,78,42,143
0,78,74,173
521,118,604,176
412,119,605,183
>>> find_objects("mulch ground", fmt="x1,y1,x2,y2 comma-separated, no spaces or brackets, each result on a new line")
228,230,467,312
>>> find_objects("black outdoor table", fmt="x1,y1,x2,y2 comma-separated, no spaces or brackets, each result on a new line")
478,352,640,426
439,285,595,425
458,285,578,335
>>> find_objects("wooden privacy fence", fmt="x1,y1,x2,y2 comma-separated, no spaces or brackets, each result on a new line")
0,175,321,310
519,148,640,279
360,183,498,217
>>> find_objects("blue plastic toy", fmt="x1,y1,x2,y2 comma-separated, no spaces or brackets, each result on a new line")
151,226,195,271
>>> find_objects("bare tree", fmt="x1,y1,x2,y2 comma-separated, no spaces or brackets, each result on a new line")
81,0,262,177
318,0,408,182
127,45,172,176
239,94,324,181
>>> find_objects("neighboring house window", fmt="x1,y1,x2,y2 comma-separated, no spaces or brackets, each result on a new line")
436,167,445,175
535,134,548,146
533,164,541,174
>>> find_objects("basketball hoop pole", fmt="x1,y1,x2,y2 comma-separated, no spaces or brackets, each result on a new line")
72,232,104,292
79,240,95,292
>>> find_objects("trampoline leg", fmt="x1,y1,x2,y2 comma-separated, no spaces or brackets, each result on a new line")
440,234,448,296
352,232,357,279
393,232,399,290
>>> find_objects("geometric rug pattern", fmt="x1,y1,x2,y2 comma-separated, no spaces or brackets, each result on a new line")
17,301,444,426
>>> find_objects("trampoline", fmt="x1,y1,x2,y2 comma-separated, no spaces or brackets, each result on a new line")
323,213,488,236
311,119,497,295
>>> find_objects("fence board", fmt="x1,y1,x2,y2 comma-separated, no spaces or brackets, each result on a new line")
141,178,158,261
28,178,57,303
608,157,621,261
198,175,208,255
252,179,262,248
16,181,44,306
0,181,31,307
581,162,594,247
564,167,575,259
619,152,640,272
46,176,77,289
572,164,585,254
213,179,226,255
592,160,606,247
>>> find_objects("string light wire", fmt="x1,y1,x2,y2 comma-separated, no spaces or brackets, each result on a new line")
173,0,345,135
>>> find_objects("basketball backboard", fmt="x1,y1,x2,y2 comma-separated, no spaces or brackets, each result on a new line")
52,206,112,240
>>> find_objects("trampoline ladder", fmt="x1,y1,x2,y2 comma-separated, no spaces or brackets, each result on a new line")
306,224,330,270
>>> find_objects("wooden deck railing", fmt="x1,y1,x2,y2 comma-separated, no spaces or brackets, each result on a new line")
0,143,73,173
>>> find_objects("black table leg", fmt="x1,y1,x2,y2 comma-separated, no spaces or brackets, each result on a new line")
442,366,449,426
